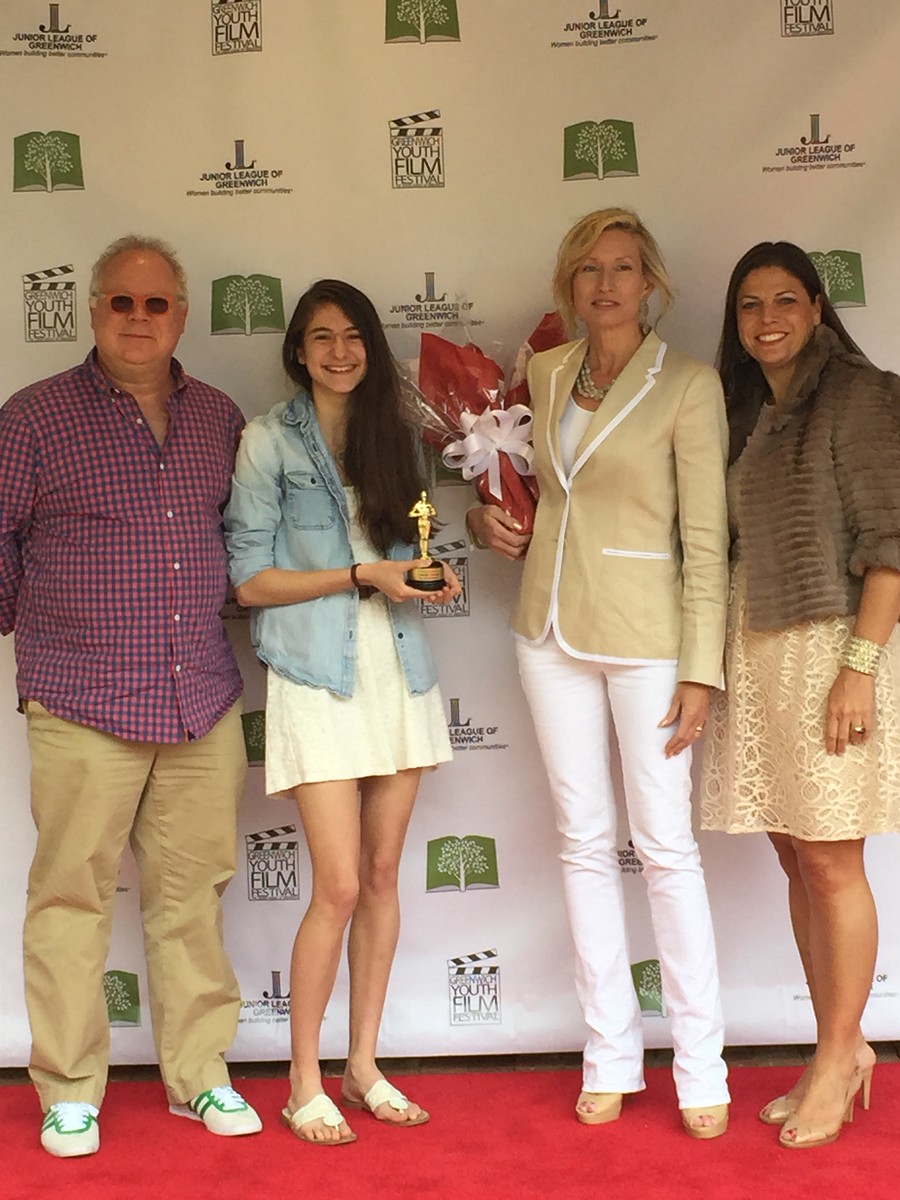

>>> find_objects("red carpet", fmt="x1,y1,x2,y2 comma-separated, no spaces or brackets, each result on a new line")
3,1065,898,1200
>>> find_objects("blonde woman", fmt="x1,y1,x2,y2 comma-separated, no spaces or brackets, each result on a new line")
469,209,730,1137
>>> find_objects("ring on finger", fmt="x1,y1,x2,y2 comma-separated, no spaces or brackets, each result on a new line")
852,724,866,734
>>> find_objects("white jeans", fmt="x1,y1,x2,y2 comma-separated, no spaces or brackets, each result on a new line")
517,636,729,1107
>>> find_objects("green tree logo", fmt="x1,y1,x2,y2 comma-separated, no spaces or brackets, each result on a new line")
386,0,460,42
25,134,73,190
576,122,627,175
563,119,638,181
427,835,499,891
14,130,85,192
224,277,274,333
211,273,285,335
103,970,141,1026
808,249,866,308
631,958,667,1017
241,710,266,763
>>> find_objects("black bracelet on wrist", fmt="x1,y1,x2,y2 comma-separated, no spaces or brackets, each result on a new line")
350,562,376,600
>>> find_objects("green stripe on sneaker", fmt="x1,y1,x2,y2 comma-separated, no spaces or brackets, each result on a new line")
42,1105,98,1134
191,1093,215,1117
190,1088,249,1116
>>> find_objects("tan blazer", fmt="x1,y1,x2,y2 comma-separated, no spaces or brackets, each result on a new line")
512,332,729,687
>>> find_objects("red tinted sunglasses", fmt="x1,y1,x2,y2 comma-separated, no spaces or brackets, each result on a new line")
95,292,180,315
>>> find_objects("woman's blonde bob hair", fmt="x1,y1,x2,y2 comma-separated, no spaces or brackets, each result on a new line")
552,208,674,336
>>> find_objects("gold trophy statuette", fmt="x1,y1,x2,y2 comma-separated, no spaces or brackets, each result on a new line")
406,490,445,592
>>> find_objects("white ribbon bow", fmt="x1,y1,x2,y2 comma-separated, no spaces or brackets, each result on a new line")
441,405,535,501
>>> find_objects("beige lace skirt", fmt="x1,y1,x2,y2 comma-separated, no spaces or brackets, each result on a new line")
700,569,900,841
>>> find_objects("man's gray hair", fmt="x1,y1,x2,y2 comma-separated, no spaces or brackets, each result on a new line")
89,234,188,302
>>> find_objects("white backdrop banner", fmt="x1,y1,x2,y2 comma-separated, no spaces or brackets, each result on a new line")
2,0,899,1066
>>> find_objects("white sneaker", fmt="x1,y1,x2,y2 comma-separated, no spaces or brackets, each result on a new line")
40,1102,100,1158
170,1086,262,1136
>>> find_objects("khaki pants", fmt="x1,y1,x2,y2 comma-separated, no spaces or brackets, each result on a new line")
23,700,247,1110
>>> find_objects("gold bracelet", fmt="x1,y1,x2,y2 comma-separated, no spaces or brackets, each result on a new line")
841,635,883,675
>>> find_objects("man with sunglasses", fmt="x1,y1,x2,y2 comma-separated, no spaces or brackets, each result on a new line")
0,235,261,1157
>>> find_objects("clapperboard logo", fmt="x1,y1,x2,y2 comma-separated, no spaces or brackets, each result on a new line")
23,264,76,343
390,109,444,189
420,539,469,619
448,949,501,1025
246,825,300,901
211,0,262,55
782,1,834,37
631,958,667,1017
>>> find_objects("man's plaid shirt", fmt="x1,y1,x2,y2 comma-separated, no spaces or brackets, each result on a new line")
0,352,244,743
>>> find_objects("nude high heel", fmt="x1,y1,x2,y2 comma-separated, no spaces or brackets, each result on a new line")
857,1062,874,1113
759,1094,793,1125
778,1064,874,1150
760,1042,876,1127
681,1103,729,1140
575,1091,623,1125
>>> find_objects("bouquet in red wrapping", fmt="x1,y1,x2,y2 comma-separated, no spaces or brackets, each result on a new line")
403,311,568,535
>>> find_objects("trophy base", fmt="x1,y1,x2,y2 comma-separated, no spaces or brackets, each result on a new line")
406,560,445,592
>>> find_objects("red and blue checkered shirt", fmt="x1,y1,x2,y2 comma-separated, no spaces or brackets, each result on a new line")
0,352,245,743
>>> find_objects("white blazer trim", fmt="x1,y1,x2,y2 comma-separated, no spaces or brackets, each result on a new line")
545,342,586,492
540,491,571,643
569,339,668,479
550,623,677,665
601,548,671,560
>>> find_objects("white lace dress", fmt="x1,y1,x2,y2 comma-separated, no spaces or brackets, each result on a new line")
700,452,900,841
264,489,452,796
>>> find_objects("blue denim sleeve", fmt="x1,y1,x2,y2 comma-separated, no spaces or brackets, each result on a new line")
224,419,284,588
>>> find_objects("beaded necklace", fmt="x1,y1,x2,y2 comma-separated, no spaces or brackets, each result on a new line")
576,355,618,403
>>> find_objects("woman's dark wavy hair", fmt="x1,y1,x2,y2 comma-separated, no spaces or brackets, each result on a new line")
717,241,863,463
282,279,423,553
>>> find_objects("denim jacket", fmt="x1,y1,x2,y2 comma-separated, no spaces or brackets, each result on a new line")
224,390,438,698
